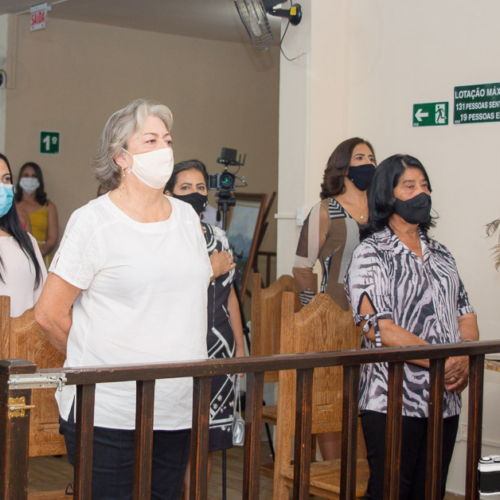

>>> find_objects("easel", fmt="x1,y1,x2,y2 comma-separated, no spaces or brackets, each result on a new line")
250,192,277,290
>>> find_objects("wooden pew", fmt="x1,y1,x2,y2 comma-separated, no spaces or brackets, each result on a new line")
0,296,68,499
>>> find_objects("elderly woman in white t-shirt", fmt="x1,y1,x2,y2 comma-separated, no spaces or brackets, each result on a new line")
35,99,234,500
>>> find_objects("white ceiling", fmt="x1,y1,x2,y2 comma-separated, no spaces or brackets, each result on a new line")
0,0,281,44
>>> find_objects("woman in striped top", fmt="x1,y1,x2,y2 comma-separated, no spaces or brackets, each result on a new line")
344,154,479,499
292,137,376,460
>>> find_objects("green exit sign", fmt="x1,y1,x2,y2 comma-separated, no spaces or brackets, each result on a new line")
40,131,60,154
413,102,449,127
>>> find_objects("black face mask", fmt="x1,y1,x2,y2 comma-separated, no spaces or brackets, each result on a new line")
347,164,376,191
394,192,432,224
173,192,208,215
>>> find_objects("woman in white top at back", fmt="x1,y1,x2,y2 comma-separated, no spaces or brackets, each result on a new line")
0,153,46,317
35,99,234,500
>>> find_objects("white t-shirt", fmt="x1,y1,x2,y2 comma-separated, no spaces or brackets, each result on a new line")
0,233,47,317
50,194,212,430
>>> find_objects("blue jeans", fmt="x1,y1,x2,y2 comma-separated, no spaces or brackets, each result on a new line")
60,406,191,500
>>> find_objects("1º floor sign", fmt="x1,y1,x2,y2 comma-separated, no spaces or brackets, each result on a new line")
413,102,449,127
40,131,60,154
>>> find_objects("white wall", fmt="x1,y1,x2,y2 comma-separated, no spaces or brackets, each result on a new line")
277,0,500,495
2,14,279,255
0,15,9,153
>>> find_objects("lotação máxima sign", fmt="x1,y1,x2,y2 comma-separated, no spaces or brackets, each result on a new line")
454,82,500,124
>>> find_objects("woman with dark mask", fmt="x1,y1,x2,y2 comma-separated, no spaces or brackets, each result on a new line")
165,160,245,498
292,137,376,460
344,154,478,499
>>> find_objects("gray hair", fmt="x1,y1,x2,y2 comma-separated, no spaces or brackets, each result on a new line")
93,99,173,190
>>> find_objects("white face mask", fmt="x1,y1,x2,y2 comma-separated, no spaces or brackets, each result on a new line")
121,147,174,189
20,177,40,195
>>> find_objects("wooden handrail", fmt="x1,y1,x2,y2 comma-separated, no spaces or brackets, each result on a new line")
33,340,500,383
1,340,499,500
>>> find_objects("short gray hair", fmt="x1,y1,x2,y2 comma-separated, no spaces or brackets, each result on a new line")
93,99,173,190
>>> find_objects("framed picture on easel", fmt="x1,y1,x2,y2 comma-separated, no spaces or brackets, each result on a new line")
226,192,267,300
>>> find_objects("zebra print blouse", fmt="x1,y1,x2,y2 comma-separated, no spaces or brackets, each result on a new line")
344,227,475,418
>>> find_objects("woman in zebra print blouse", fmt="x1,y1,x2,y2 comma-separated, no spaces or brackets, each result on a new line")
344,154,479,500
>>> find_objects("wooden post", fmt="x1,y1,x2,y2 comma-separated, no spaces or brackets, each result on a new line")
384,361,404,500
133,380,156,500
341,364,360,500
242,371,265,499
0,359,36,500
189,376,211,500
74,384,96,500
292,368,314,500
425,358,445,499
465,354,484,500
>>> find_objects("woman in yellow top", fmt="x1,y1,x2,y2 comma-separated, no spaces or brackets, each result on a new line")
15,162,58,267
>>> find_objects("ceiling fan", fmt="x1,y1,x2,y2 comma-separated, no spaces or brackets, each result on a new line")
234,0,303,51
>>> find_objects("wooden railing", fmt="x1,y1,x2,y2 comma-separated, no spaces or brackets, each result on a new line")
1,340,500,500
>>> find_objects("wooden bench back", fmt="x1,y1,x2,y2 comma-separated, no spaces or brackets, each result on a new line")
250,273,301,382
278,292,360,436
0,296,66,457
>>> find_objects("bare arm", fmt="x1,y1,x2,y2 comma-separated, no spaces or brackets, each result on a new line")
34,273,81,355
293,203,329,304
41,201,59,257
228,286,245,376
228,287,245,358
457,312,479,343
444,312,479,394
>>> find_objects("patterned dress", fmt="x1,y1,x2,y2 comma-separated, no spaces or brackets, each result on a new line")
293,198,362,310
344,227,475,418
203,222,237,451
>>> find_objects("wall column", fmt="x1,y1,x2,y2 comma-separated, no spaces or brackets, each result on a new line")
276,0,349,277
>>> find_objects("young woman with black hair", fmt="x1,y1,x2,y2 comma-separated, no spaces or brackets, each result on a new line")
0,153,46,316
293,137,376,310
15,161,58,267
292,137,376,460
344,154,478,499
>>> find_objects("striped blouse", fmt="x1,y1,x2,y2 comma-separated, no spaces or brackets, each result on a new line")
344,227,475,418
293,198,362,310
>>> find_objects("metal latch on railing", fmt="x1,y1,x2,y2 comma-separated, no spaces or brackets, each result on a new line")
7,397,35,419
8,372,67,391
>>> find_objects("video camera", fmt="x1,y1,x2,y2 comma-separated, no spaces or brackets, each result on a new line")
208,148,246,192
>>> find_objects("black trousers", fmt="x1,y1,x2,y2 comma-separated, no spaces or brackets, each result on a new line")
60,408,191,500
361,410,459,500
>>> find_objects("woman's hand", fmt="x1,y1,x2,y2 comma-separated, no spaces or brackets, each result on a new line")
444,356,469,394
210,250,235,281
